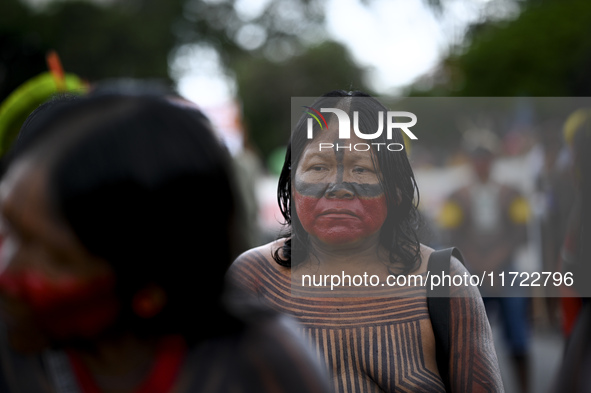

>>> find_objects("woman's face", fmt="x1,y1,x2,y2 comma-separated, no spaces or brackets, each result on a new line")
0,158,119,351
293,127,388,247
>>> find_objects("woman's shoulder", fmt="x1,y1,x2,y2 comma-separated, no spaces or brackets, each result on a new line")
416,244,435,275
418,244,465,275
230,239,286,271
225,239,291,296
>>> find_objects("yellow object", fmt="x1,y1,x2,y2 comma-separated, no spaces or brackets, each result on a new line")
403,132,412,157
509,196,530,224
438,200,463,229
0,71,87,157
563,108,591,147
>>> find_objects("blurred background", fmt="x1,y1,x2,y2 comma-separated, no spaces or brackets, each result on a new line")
2,0,591,391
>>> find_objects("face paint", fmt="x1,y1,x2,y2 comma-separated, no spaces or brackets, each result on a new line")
0,160,121,345
294,140,388,245
295,184,387,244
0,269,119,340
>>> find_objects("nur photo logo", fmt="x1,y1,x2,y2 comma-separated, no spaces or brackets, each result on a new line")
303,106,417,151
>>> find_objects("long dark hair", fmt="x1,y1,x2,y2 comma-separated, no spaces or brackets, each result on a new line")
273,90,422,274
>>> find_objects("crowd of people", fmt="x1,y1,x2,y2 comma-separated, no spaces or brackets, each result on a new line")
0,80,588,393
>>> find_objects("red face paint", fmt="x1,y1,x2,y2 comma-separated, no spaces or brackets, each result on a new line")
294,188,387,245
294,138,389,245
0,269,119,340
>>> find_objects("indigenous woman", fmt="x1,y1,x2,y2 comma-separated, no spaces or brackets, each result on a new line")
228,90,503,393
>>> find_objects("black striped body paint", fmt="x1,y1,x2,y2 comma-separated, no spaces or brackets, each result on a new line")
228,249,505,393
229,250,446,392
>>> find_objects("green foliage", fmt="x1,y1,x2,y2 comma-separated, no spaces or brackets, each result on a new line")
36,0,181,83
0,0,370,162
400,0,591,149
0,0,49,104
412,0,591,96
1,0,183,102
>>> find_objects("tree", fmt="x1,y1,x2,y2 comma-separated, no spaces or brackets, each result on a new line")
409,0,591,97
0,0,49,103
1,0,368,162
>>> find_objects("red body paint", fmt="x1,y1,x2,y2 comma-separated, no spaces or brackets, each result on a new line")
68,335,187,393
0,270,119,339
295,191,387,244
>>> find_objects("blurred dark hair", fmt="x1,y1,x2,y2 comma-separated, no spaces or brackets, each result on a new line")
273,90,421,274
0,93,81,176
16,92,243,343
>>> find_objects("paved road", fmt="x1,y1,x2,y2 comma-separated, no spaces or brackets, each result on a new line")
490,316,565,393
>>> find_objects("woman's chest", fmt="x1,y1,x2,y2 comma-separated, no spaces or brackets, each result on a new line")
258,293,445,393
300,320,444,393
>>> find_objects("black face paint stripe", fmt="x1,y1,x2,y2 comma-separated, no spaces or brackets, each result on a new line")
296,139,384,198
335,138,345,184
323,138,352,197
295,180,384,198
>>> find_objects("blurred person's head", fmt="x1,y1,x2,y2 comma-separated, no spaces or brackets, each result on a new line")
564,109,591,190
565,110,591,272
0,92,241,352
462,128,499,183
274,90,421,274
537,119,564,166
468,146,495,183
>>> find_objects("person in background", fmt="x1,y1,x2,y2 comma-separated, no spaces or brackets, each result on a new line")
553,109,591,341
0,90,330,393
438,132,531,393
532,119,575,330
548,107,591,393
228,90,503,393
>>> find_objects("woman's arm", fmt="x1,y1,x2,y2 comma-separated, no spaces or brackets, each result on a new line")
448,257,504,393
